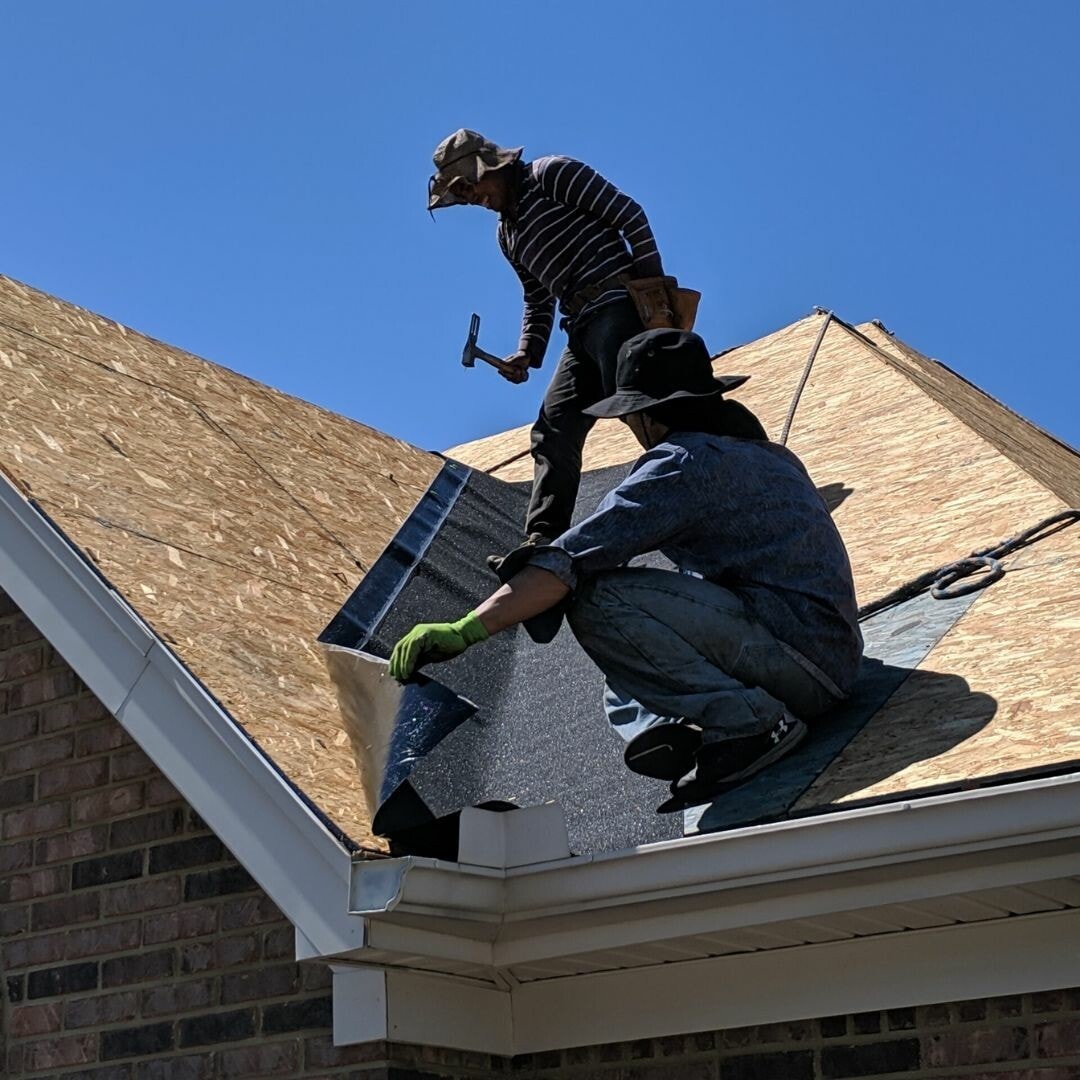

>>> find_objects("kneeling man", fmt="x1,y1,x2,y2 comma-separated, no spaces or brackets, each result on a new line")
390,329,863,809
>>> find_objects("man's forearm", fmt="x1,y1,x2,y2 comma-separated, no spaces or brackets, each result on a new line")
475,566,570,635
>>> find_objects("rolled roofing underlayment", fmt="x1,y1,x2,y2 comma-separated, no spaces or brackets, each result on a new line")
321,460,1000,859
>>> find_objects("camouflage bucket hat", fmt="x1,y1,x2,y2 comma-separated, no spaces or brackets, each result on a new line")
427,128,523,210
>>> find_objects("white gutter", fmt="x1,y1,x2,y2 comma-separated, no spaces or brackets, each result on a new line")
0,473,365,959
351,772,1080,925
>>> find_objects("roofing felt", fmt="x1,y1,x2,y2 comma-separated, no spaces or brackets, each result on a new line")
2,273,1077,853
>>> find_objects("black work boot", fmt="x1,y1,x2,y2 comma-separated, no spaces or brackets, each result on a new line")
656,713,807,813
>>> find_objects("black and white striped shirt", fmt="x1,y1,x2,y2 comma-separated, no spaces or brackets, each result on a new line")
497,156,663,365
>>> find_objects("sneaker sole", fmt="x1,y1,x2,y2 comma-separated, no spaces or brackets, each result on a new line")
656,718,808,814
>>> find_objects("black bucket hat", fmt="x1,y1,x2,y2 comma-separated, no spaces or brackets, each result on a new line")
584,328,749,419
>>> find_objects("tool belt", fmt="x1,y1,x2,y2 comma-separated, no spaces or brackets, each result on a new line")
561,274,632,318
562,274,701,331
626,276,701,331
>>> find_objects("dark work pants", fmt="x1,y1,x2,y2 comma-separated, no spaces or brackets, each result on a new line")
526,298,645,540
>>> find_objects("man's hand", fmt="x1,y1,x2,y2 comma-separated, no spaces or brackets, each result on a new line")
499,350,532,384
388,612,490,681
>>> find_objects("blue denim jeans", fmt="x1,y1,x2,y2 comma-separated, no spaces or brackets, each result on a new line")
567,567,841,743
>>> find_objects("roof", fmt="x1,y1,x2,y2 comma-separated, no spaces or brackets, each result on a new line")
449,312,1080,809
0,273,439,849
3,274,1079,1053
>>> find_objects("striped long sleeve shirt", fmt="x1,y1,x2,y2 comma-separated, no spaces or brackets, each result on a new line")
497,156,663,365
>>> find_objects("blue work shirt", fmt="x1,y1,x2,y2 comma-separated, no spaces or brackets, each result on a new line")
529,432,864,696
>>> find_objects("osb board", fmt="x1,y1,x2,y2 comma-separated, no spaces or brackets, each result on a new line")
445,316,825,480
798,523,1080,806
0,274,442,849
861,324,1080,507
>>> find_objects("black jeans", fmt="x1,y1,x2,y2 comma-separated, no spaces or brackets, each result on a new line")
526,297,645,540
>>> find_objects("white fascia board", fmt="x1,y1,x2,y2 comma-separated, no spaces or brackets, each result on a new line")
350,775,1080,957
0,474,363,959
510,907,1080,1054
332,964,513,1056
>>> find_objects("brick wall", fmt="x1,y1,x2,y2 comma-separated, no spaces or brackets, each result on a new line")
3,586,1080,1079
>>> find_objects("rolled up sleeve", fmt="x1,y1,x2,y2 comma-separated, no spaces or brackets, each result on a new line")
527,444,695,590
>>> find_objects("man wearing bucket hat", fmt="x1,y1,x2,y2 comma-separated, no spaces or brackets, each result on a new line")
390,328,863,811
429,129,696,555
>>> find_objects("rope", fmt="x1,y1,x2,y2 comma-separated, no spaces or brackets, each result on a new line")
779,309,833,446
857,509,1080,621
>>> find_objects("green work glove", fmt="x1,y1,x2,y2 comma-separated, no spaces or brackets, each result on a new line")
388,612,490,681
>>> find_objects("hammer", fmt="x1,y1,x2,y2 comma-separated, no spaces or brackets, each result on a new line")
460,313,522,379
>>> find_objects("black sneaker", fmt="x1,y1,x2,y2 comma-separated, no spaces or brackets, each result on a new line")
656,713,807,814
624,721,703,780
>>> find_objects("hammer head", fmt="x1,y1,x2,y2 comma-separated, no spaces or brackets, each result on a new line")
461,312,481,368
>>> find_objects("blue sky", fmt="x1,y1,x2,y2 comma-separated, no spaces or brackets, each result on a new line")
3,2,1078,451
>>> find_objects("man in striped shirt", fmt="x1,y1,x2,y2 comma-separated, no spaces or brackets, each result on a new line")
429,129,670,545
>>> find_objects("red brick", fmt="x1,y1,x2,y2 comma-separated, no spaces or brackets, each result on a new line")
0,645,44,682
73,782,146,824
111,746,154,780
31,890,100,931
220,893,283,930
63,990,139,1029
302,963,333,991
964,1073,1080,1080
11,1001,62,1036
264,925,294,959
0,708,38,744
101,949,174,987
305,1035,389,1068
4,799,70,839
143,905,217,945
36,824,108,864
75,721,132,757
6,669,80,710
3,931,67,969
214,932,260,968
145,774,181,806
5,733,75,775
39,758,109,798
924,1025,1029,1067
0,837,32,872
221,962,299,1003
21,1032,96,1071
141,978,214,1018
0,773,36,810
1035,1018,1080,1058
136,1053,214,1079
0,902,30,934
40,694,108,732
100,874,181,916
0,864,68,902
65,918,142,959
110,807,185,848
217,1040,300,1076
11,612,43,645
